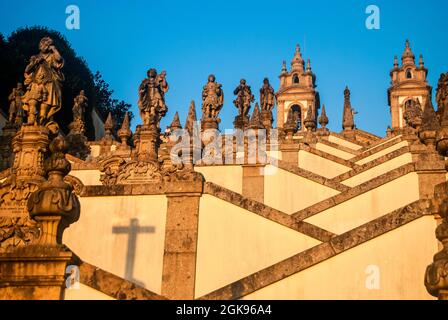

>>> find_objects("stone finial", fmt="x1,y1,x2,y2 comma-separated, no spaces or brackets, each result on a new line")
306,59,312,72
419,54,425,68
291,44,304,71
117,112,132,147
342,86,355,130
283,107,298,138
103,112,114,141
185,100,198,134
281,60,287,74
393,55,399,69
402,39,415,66
170,111,182,131
318,104,329,129
419,99,441,148
304,104,316,131
27,135,80,245
249,103,264,129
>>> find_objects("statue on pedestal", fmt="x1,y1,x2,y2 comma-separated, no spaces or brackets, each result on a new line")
73,90,88,123
233,79,254,119
138,68,168,127
21,37,64,128
259,78,275,128
67,90,90,160
202,74,224,121
8,83,24,125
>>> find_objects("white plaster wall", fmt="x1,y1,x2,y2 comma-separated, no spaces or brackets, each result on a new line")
298,150,351,179
195,195,321,298
195,165,243,194
243,216,438,300
264,165,340,214
63,195,167,295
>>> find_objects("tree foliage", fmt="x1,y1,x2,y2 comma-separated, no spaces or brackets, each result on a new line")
0,26,132,140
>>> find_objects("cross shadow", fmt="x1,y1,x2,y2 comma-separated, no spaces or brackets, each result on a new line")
112,218,155,287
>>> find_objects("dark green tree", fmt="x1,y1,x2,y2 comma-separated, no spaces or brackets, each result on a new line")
0,26,132,140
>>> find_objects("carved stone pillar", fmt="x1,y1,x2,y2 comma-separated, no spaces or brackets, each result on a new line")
161,171,204,299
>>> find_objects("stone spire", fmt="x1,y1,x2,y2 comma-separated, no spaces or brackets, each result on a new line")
104,112,114,138
402,39,415,66
342,86,355,130
185,100,198,134
170,111,182,131
291,44,304,72
318,104,329,129
117,112,132,147
419,54,425,69
249,103,264,129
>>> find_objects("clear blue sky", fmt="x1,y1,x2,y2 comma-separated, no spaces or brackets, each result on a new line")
1,0,447,136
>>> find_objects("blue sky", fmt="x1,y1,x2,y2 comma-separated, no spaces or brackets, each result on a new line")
1,0,447,136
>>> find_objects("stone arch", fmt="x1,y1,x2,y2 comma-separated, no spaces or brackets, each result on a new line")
292,74,300,84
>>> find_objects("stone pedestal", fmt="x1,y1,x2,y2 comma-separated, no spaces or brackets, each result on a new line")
201,117,219,131
233,115,249,130
11,125,50,183
261,110,273,130
135,125,159,162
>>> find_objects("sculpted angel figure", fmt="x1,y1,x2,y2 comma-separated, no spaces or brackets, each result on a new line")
8,83,24,124
233,79,254,118
138,68,169,126
202,74,224,120
21,37,64,125
260,78,275,112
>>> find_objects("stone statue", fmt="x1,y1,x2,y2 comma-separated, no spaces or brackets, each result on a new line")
260,78,275,112
21,37,64,126
7,83,24,124
403,99,423,129
437,73,448,114
138,68,169,126
233,79,254,118
72,90,88,122
202,74,224,120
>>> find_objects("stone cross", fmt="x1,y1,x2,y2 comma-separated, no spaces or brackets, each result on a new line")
112,218,155,286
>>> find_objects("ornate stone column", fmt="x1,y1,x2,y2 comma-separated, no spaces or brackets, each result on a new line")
0,136,80,300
